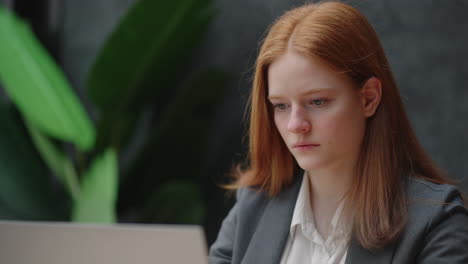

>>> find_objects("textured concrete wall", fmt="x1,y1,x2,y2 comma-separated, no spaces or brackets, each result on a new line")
59,0,468,244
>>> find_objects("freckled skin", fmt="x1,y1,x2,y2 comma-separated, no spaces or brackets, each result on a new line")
268,51,367,173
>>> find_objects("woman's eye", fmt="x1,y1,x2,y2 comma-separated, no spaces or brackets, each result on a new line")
274,103,288,110
311,99,327,106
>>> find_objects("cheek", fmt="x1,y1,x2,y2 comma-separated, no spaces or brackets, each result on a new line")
319,106,366,146
274,115,288,139
318,114,342,144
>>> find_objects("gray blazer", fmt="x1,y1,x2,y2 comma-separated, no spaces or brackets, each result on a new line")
209,172,468,263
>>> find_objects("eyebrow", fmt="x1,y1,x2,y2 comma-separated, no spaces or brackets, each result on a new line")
267,88,332,100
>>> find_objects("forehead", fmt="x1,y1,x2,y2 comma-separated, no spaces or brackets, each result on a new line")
267,51,353,97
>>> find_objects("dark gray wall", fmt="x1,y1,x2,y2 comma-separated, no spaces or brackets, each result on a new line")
59,0,468,244
61,0,135,118
360,0,468,187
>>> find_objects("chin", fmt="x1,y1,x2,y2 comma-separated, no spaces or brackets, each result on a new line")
295,158,328,172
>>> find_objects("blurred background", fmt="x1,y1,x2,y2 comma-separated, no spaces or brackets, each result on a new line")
0,0,467,248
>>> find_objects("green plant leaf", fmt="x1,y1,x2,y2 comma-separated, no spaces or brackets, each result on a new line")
72,148,118,223
24,119,80,200
0,102,70,220
87,0,214,151
0,6,95,151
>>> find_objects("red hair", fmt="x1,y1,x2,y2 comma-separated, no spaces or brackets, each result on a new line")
234,1,451,249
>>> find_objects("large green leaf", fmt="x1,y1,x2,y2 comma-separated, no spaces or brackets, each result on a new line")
72,148,118,223
0,6,95,151
24,119,80,200
87,0,214,151
0,102,70,220
118,69,229,216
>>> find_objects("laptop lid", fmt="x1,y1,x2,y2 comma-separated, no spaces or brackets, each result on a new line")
0,220,208,264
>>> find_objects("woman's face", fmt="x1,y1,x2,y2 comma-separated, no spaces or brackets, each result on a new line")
267,51,368,172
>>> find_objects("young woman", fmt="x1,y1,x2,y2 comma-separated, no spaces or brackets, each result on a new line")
209,1,468,264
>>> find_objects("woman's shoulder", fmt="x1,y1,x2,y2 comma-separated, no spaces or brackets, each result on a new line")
406,176,465,222
406,177,464,204
233,176,303,215
235,185,263,200
396,177,468,262
404,176,467,241
233,186,272,215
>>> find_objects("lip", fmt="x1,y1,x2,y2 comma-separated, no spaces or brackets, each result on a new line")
293,143,320,149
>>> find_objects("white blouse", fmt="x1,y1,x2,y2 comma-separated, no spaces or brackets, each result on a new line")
280,173,351,264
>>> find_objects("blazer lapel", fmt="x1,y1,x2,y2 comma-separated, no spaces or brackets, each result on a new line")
345,238,397,264
241,174,303,264
240,168,398,264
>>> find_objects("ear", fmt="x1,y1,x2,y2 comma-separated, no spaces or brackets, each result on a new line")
360,77,382,117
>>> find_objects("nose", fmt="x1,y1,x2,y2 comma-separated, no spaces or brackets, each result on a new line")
287,106,311,133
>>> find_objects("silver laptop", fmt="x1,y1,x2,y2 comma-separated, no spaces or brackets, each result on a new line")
0,220,208,264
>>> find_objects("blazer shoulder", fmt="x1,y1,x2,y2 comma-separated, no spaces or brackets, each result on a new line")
396,178,468,263
236,185,263,200
405,177,466,232
386,178,468,263
234,186,271,216
235,185,268,201
407,177,464,205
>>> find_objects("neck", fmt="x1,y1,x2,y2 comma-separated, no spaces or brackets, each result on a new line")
305,160,357,240
307,160,356,208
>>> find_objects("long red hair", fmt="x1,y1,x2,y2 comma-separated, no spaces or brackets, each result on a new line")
234,1,451,249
